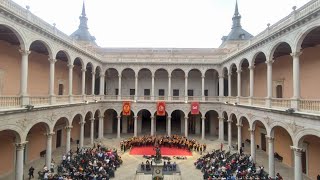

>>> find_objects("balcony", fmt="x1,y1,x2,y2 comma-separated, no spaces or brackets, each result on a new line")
0,95,319,115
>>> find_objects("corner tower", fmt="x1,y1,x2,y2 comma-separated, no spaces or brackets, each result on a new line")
219,0,253,48
70,1,96,44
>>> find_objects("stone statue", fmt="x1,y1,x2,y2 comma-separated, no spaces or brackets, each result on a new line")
155,146,161,163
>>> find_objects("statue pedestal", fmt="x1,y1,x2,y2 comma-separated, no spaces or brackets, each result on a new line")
152,160,164,180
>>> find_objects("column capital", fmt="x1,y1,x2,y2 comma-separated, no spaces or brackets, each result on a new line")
99,73,105,78
236,123,243,127
134,116,138,119
227,119,233,123
167,116,171,119
290,146,304,154
19,49,31,56
135,75,139,79
201,116,206,120
118,75,122,78
117,116,121,119
228,72,232,76
81,68,86,72
236,69,242,74
65,126,73,130
15,141,28,150
248,128,255,132
184,117,188,120
218,75,225,79
98,115,104,119
218,117,224,121
248,65,255,70
91,71,96,75
48,58,57,64
168,75,171,78
185,75,188,79
266,136,275,142
45,132,55,137
90,118,95,122
68,64,74,69
290,51,302,58
151,116,154,120
265,60,274,65
201,75,205,78
79,121,86,125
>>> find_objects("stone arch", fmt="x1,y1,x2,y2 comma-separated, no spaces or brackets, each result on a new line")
103,109,118,134
294,24,320,53
0,23,27,50
85,111,94,120
269,121,294,139
73,57,84,68
29,39,53,58
251,51,267,66
70,113,84,124
137,109,152,135
53,117,70,127
294,128,320,147
0,128,22,143
269,41,293,60
105,68,119,76
55,50,71,64
155,68,169,75
138,67,152,74
121,68,136,76
239,58,249,69
251,119,269,132
171,68,186,76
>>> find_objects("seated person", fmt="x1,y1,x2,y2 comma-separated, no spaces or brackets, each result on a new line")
141,162,145,171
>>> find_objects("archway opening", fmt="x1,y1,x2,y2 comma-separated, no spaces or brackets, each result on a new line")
53,117,69,150
71,114,82,148
271,126,293,167
105,68,119,97
188,112,202,135
230,64,237,96
204,110,219,137
154,69,168,100
55,51,70,96
204,69,219,98
84,112,93,138
121,68,135,99
137,109,151,135
171,110,184,135
154,111,168,135
104,109,117,134
252,52,267,98
240,59,249,97
138,69,152,99
120,110,135,134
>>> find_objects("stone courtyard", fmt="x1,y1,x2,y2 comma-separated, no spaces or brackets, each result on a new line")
1,134,311,180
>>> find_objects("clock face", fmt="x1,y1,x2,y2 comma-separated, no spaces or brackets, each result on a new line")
155,169,161,174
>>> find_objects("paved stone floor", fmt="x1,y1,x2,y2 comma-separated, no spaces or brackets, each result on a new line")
1,134,313,180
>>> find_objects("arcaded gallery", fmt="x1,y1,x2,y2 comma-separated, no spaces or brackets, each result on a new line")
0,0,320,179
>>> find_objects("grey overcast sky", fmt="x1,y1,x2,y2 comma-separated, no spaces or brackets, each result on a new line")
12,0,310,48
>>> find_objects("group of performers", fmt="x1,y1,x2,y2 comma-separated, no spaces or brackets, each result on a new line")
120,135,206,152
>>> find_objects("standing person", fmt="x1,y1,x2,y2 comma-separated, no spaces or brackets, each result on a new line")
28,166,35,179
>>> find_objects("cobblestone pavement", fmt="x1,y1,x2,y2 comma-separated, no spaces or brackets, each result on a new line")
0,134,311,180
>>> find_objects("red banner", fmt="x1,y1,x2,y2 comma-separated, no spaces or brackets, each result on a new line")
191,102,200,115
157,101,166,116
122,101,131,116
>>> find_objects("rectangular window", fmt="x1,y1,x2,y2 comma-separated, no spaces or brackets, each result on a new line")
130,89,135,96
58,84,63,95
204,89,208,96
144,89,150,96
115,89,119,95
158,89,165,96
173,89,179,96
188,89,194,96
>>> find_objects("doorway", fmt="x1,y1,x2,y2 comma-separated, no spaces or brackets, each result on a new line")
56,129,62,148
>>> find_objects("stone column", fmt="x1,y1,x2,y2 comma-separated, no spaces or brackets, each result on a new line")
15,142,27,180
185,75,188,101
218,117,224,141
167,116,171,136
228,73,232,97
19,49,30,106
249,66,255,105
68,64,74,103
81,69,86,95
151,74,155,100
134,116,138,137
91,71,95,95
118,75,122,100
135,75,138,100
291,146,303,180
184,117,188,138
98,116,104,139
45,133,54,168
266,60,274,107
201,75,205,101
90,118,95,144
168,75,171,100
99,73,105,96
237,123,242,152
65,126,72,154
117,116,121,138
249,129,255,162
237,69,242,102
267,136,275,178
291,52,302,109
151,116,155,136
48,58,57,104
219,75,224,97
227,120,232,148
79,121,85,148
201,117,205,140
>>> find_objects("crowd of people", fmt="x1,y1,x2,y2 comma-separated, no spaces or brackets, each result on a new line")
35,144,122,180
120,135,206,152
194,149,281,179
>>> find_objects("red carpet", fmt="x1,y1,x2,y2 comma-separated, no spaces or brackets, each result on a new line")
130,146,192,156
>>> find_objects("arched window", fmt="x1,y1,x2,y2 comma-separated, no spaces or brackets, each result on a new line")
276,85,283,98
